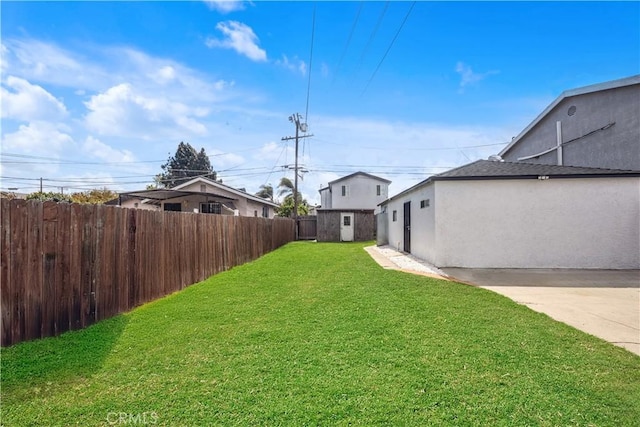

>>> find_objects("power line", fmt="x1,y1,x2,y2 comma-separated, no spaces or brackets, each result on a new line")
305,3,316,124
311,137,509,151
352,0,389,82
303,4,316,161
333,1,364,85
361,1,416,96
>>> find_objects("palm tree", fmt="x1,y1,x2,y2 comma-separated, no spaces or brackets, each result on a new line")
276,177,308,217
277,177,294,199
255,184,274,202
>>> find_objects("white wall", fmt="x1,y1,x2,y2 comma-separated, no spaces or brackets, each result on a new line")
178,181,275,218
121,198,159,211
319,188,332,209
330,175,389,212
385,183,437,263
435,178,640,269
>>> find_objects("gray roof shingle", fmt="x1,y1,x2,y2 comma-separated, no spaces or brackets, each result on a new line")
381,159,640,205
434,160,640,180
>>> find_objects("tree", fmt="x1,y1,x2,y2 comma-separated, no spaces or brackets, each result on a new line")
277,177,294,199
157,142,217,188
275,177,308,217
25,188,118,204
26,191,72,203
276,195,309,217
255,184,274,202
70,188,118,204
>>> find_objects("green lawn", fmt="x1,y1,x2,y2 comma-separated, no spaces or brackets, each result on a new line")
2,242,639,426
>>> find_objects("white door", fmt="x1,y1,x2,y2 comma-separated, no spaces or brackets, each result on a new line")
340,213,354,241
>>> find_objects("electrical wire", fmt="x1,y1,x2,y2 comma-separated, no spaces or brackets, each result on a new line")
352,1,389,82
361,1,416,97
333,1,364,85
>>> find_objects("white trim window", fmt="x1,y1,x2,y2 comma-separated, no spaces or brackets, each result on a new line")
201,202,222,214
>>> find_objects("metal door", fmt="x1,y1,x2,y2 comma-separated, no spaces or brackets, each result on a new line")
403,201,411,253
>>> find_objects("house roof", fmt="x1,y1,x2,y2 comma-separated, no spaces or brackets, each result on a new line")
172,176,280,207
381,160,640,205
118,189,235,202
327,171,391,186
499,74,640,157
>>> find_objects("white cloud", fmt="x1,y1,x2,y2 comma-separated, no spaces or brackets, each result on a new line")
150,65,177,84
207,148,245,171
275,55,307,75
205,21,267,62
2,39,109,92
203,0,246,13
83,136,135,163
2,121,74,155
1,76,68,121
455,62,499,92
84,83,208,139
2,39,235,106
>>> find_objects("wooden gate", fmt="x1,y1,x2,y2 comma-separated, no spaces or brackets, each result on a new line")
297,216,317,240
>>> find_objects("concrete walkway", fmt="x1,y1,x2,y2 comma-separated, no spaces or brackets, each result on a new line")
365,246,640,356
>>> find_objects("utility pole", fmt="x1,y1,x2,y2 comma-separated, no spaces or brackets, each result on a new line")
281,113,313,240
40,177,43,193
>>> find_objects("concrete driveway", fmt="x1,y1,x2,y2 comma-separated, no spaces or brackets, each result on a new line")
441,268,640,356
365,246,640,356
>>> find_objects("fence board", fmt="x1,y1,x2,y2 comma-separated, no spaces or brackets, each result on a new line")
1,200,12,346
42,201,58,337
69,204,83,330
1,200,294,346
56,203,71,333
26,201,43,342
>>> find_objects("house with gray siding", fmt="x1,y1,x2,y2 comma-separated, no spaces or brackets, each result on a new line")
379,75,640,269
317,172,390,242
499,75,640,170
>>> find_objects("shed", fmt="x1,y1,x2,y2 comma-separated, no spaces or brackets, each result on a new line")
316,209,376,242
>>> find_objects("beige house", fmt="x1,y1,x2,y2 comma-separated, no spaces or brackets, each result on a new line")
117,177,279,218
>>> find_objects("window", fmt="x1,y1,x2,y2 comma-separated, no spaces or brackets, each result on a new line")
254,210,258,217
164,203,182,212
262,206,269,218
392,210,397,222
343,215,351,226
341,185,347,196
420,199,430,208
376,185,381,196
201,202,222,214
200,184,206,192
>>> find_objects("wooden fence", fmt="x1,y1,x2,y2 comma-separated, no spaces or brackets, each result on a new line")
297,216,317,240
0,199,295,346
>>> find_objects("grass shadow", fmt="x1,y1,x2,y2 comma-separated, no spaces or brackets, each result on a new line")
1,314,129,400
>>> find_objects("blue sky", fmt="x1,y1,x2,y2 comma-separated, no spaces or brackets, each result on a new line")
2,1,639,204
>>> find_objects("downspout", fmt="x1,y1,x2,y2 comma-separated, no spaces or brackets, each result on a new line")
556,120,563,166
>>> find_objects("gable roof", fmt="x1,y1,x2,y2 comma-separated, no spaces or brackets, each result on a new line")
328,171,391,186
118,188,235,202
381,160,640,205
173,176,279,207
499,74,640,157
136,176,279,207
